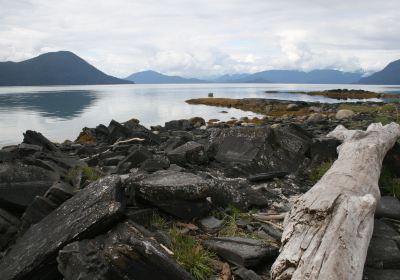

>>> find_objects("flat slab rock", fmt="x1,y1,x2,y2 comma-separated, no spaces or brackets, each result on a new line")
203,237,278,268
0,162,59,212
0,175,125,280
57,222,194,280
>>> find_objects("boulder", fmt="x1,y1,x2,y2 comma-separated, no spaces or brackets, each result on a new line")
167,141,208,165
116,147,152,174
17,143,42,157
310,137,340,163
234,267,263,280
189,117,206,128
0,208,19,251
165,119,192,131
375,196,400,219
23,130,58,152
140,156,170,172
57,222,194,280
363,268,400,280
126,170,211,219
247,171,288,182
0,163,59,212
307,113,325,122
366,237,400,269
0,176,126,280
199,216,223,233
203,237,278,267
286,104,299,111
44,181,75,206
335,109,354,120
19,196,58,233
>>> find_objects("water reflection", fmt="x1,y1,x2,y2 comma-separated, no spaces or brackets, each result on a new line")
0,90,98,119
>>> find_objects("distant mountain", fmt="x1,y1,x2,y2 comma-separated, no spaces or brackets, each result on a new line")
358,59,400,85
0,51,132,86
212,73,250,83
125,70,208,84
228,69,363,84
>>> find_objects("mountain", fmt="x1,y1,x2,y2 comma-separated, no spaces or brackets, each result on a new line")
228,69,363,84
0,51,132,86
212,73,250,83
358,59,400,85
125,70,208,84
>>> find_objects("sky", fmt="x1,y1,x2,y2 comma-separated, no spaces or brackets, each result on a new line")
0,0,399,78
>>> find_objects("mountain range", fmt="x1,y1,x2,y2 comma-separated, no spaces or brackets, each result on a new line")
0,51,399,86
0,51,132,86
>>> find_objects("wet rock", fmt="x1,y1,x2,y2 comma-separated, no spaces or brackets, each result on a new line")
0,208,19,251
199,216,223,233
0,162,59,212
165,119,192,131
167,141,208,165
127,170,211,219
57,222,194,280
0,176,126,280
335,109,354,120
375,196,400,219
203,237,278,267
23,130,58,152
234,267,263,280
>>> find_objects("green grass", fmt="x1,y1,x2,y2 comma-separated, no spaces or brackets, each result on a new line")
309,160,334,183
218,206,258,239
379,166,400,198
374,115,392,125
338,104,377,112
169,228,215,280
65,166,101,184
150,213,168,229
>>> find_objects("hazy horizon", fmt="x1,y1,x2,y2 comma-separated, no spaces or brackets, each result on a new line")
1,0,399,78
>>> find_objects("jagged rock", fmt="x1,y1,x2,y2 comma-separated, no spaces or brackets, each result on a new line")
261,224,282,240
0,176,126,280
140,156,170,172
23,130,58,152
210,125,311,176
0,150,15,162
116,146,152,174
234,267,263,280
375,196,400,219
199,216,223,233
19,196,58,233
335,109,354,120
203,237,278,267
126,170,211,219
103,155,125,166
165,119,192,131
247,171,288,182
209,178,269,210
44,181,75,206
310,137,340,163
167,141,208,165
0,162,59,212
0,208,19,251
363,268,400,280
57,222,194,280
17,143,42,157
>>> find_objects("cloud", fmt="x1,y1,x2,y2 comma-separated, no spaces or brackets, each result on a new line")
0,0,399,78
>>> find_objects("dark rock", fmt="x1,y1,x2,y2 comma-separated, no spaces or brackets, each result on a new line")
363,268,400,280
248,171,289,182
165,119,192,131
199,216,223,233
0,150,15,162
0,162,59,212
0,175,126,280
103,155,125,166
203,237,278,267
167,141,208,165
261,224,282,240
310,137,340,163
140,156,170,172
57,222,194,280
19,196,58,233
23,130,59,152
373,219,400,242
44,181,75,206
375,196,400,219
234,267,263,280
108,119,130,143
366,236,400,269
116,147,152,174
210,178,269,210
0,208,19,251
189,117,206,128
17,143,42,157
125,208,156,227
127,170,211,219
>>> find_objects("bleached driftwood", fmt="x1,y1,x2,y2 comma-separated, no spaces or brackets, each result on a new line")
271,123,400,280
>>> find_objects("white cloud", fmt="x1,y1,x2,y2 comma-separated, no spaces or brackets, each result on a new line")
0,0,399,78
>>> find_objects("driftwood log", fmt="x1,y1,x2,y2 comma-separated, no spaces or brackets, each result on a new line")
271,123,400,280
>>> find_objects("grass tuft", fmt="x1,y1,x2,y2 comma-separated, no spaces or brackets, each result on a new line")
309,160,333,183
169,228,215,280
65,166,101,184
379,166,400,198
150,213,168,229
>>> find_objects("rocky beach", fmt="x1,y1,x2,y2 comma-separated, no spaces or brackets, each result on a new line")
0,95,400,280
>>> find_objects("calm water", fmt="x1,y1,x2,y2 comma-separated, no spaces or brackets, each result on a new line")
0,83,399,146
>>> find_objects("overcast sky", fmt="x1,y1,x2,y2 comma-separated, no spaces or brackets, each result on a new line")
0,0,399,78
